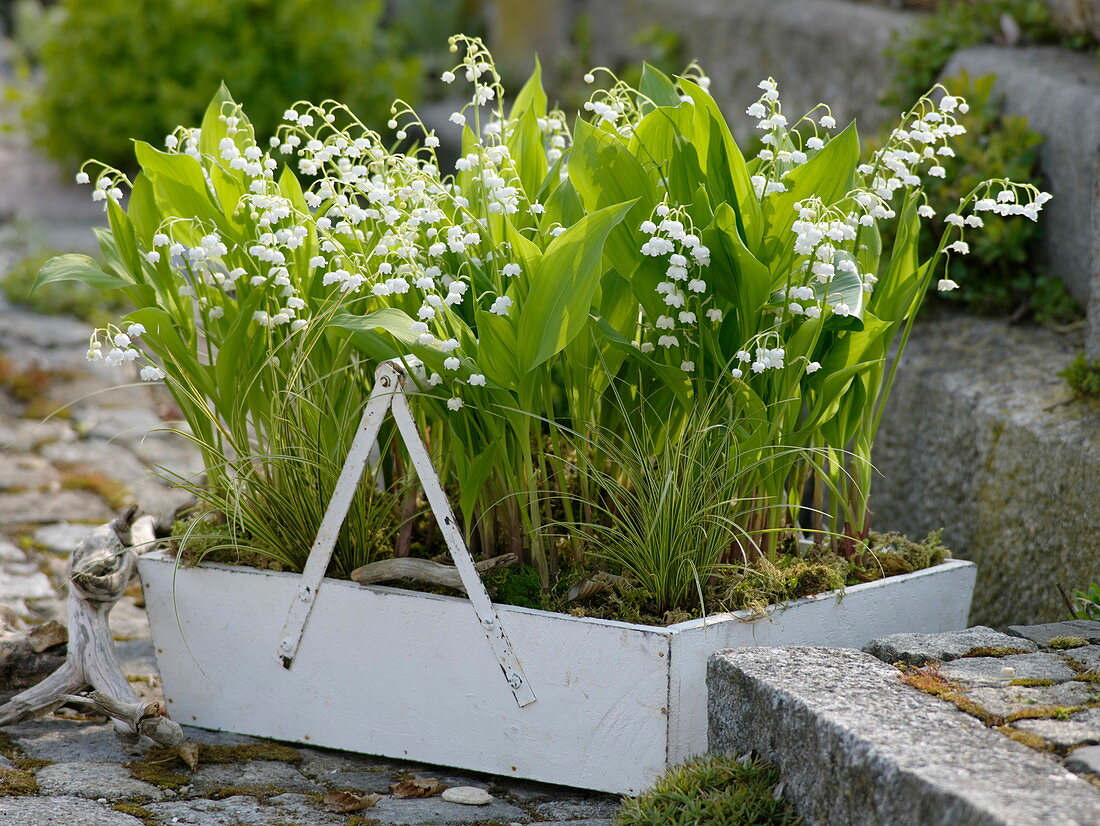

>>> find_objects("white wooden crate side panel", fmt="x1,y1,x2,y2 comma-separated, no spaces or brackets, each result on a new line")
138,553,672,795
665,559,977,763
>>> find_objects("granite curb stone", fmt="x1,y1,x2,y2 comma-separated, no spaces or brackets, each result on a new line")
1007,621,1100,647
862,626,1038,665
708,646,1100,825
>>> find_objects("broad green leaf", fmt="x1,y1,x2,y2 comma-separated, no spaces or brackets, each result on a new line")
328,309,445,370
107,198,143,280
506,106,548,201
126,174,160,243
198,83,240,164
540,177,584,236
638,63,681,111
134,141,228,233
819,254,866,331
764,121,859,250
704,203,770,345
33,254,129,292
679,78,762,250
629,104,703,203
458,445,501,530
870,195,922,322
517,200,635,372
509,56,547,120
474,308,520,389
569,118,655,278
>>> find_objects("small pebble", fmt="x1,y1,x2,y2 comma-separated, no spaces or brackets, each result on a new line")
442,786,493,805
1000,666,1015,679
96,798,107,803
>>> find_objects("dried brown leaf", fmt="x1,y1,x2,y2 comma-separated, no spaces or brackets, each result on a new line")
176,741,200,770
390,776,445,798
323,789,382,812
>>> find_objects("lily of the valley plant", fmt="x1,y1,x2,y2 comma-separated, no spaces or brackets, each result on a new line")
39,36,1049,613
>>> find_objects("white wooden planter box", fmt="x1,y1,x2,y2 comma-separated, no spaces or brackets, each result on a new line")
138,551,975,794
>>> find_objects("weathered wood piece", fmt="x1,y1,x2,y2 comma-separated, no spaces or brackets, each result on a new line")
0,508,183,753
351,553,517,589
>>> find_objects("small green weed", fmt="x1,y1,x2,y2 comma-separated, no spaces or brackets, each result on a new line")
1061,354,1100,398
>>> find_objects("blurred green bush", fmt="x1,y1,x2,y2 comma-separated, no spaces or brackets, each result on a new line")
20,0,424,168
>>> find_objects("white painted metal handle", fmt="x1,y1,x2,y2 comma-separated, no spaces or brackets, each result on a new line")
277,358,536,708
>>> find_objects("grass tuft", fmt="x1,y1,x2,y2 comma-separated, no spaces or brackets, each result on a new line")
615,753,802,826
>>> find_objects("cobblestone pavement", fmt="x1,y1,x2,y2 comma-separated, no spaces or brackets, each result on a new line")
0,170,622,825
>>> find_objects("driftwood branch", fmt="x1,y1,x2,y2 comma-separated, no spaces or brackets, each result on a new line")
351,553,517,589
0,507,183,753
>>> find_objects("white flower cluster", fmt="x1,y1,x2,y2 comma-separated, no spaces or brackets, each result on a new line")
635,203,716,368
746,78,836,198
86,324,165,381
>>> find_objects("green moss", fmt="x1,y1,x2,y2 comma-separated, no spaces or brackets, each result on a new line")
0,731,51,771
1048,636,1088,650
1006,705,1085,723
964,647,1032,659
346,817,383,826
112,802,157,825
0,769,39,797
197,742,301,764
1062,353,1100,399
1008,678,1056,687
126,756,189,791
996,725,1052,753
900,667,1004,726
615,753,801,826
1072,671,1100,683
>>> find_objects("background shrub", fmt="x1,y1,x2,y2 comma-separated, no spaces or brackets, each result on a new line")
22,0,424,169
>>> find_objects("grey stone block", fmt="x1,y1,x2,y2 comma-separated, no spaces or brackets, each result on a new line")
582,0,917,143
8,720,131,763
708,646,1100,825
942,47,1100,321
863,626,1037,665
0,797,145,826
147,793,346,826
967,682,1093,719
189,760,318,794
36,762,165,800
1065,745,1100,776
1065,645,1100,672
871,315,1100,627
533,797,621,820
1014,707,1100,750
939,653,1076,688
1007,620,1100,647
366,795,526,824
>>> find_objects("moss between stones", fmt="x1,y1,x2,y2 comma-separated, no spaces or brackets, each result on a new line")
614,753,801,826
1005,705,1086,723
0,732,51,772
1048,636,1089,650
205,784,301,800
126,756,189,791
963,646,1032,658
0,768,39,797
899,666,1004,727
112,802,157,825
996,725,1053,752
1008,678,1056,687
346,818,383,826
197,742,301,764
1071,671,1100,683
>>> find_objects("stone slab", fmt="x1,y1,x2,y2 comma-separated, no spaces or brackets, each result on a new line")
966,682,1094,719
8,720,132,763
366,795,527,824
939,653,1077,688
1014,707,1100,750
942,47,1100,322
1007,621,1100,647
36,761,165,800
189,760,319,795
0,797,145,826
0,569,55,600
708,646,1100,826
864,626,1037,665
33,521,96,554
871,315,1100,627
146,793,346,826
533,797,622,820
0,489,113,525
1065,745,1100,776
1065,645,1100,672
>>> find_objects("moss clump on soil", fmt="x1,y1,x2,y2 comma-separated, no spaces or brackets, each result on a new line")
112,802,157,825
0,769,39,797
0,731,50,771
1048,636,1088,650
198,742,301,764
1008,678,1056,687
615,753,801,826
964,647,1032,658
126,755,189,791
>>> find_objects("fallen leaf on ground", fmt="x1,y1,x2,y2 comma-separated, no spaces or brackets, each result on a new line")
390,776,446,798
176,741,200,770
323,789,383,812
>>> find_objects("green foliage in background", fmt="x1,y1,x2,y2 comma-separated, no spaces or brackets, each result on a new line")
899,72,1078,325
1073,583,1100,621
615,753,802,826
2,247,130,325
883,0,1062,112
23,0,422,169
1060,352,1100,398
